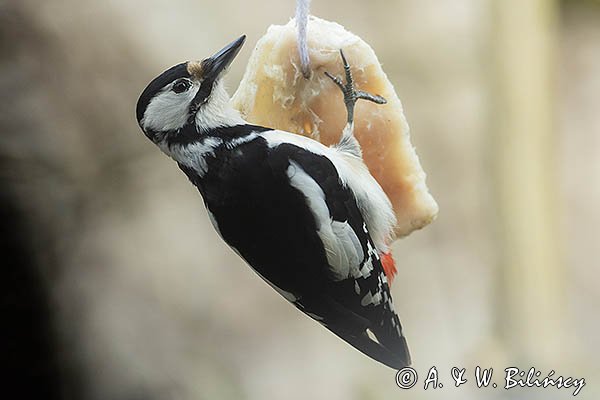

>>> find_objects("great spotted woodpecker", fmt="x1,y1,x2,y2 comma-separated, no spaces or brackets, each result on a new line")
135,35,410,369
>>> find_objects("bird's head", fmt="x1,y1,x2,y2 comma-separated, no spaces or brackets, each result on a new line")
136,35,246,147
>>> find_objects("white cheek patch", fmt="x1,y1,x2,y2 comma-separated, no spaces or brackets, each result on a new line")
142,84,198,132
287,160,364,281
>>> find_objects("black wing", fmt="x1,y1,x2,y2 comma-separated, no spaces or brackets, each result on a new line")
186,138,410,369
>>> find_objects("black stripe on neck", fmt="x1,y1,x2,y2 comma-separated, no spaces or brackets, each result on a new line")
205,124,271,140
147,124,271,147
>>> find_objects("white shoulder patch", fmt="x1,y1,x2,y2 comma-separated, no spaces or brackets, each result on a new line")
287,160,365,281
263,130,396,252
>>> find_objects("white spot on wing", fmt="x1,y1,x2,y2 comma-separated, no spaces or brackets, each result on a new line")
357,256,373,279
361,292,372,307
361,290,383,307
366,329,380,344
371,291,382,305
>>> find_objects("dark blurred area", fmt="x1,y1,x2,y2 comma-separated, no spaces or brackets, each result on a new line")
1,188,63,399
1,0,598,399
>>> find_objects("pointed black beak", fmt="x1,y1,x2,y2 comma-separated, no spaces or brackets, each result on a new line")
202,35,246,83
189,35,246,112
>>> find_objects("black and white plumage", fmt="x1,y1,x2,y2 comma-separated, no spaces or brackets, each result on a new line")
135,35,410,369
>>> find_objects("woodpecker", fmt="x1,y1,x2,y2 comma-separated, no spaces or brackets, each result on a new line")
136,35,410,369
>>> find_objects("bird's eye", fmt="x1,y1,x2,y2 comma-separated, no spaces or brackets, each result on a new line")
172,79,191,94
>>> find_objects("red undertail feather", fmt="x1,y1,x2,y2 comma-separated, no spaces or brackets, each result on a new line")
380,252,397,285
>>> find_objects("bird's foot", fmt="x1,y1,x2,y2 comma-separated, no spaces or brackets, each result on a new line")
325,49,387,125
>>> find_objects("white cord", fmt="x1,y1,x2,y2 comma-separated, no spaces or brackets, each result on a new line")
296,0,311,78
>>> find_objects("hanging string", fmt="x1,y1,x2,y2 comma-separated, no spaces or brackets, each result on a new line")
295,0,311,78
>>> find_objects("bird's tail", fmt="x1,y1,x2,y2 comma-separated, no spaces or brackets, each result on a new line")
331,326,411,369
309,296,411,369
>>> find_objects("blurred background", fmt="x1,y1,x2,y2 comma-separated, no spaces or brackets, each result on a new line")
1,0,598,399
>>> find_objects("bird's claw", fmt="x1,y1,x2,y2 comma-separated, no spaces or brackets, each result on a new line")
325,49,386,124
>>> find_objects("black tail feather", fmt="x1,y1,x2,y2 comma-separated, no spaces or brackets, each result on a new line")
302,295,411,369
327,325,411,369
